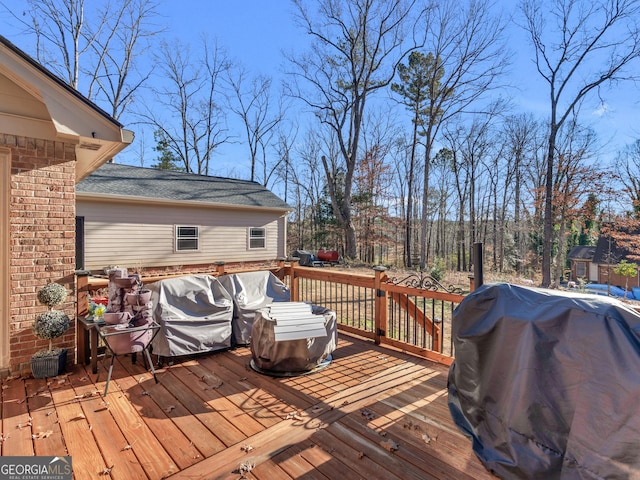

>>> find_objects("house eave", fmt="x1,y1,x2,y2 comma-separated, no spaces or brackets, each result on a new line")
76,191,291,213
0,36,132,182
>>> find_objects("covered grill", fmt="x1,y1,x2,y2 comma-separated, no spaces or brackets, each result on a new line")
448,283,640,479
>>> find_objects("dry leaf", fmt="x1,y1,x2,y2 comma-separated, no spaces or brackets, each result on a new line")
122,443,135,451
241,444,254,452
199,374,223,389
361,409,375,420
0,433,10,443
140,391,150,396
238,460,255,474
380,439,399,452
357,451,365,459
70,414,86,421
32,430,54,439
100,465,114,475
164,405,176,413
422,433,431,444
311,406,323,413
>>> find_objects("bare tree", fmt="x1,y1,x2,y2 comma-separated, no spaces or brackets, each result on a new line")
501,113,540,273
411,0,509,270
5,0,161,120
520,0,640,286
286,0,423,259
391,51,441,267
227,68,285,184
615,139,640,212
139,37,231,175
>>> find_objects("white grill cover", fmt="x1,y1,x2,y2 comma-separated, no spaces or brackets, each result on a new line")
147,275,233,357
218,271,290,345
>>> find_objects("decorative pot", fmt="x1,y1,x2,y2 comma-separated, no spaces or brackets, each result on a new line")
126,289,152,306
31,349,67,378
103,311,132,325
114,276,140,289
104,322,154,354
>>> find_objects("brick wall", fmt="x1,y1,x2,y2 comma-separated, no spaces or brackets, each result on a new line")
6,134,77,375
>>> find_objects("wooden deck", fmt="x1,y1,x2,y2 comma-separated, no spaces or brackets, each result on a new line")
1,334,495,480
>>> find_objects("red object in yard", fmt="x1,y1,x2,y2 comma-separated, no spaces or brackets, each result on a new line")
92,296,109,306
317,249,339,263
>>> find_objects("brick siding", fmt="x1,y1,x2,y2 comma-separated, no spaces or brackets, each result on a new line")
5,134,77,375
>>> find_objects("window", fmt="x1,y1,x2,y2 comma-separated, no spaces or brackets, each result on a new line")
176,226,199,251
576,261,586,278
249,227,266,249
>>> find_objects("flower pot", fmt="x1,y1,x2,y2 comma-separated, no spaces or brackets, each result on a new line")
103,311,132,325
126,289,152,306
114,275,140,289
31,349,67,378
104,322,154,354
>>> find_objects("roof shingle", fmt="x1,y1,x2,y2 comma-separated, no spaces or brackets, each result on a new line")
77,163,290,210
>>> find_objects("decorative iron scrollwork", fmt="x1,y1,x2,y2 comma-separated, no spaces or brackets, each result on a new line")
385,272,464,294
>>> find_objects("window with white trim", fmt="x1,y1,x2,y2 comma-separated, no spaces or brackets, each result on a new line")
576,261,586,278
176,226,199,251
248,227,266,249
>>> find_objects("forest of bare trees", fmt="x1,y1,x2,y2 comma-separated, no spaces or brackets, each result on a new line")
6,0,640,285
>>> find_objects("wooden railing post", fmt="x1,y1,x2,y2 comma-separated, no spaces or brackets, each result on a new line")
75,270,90,318
75,270,90,366
373,266,388,345
289,258,300,302
214,261,226,276
275,257,286,281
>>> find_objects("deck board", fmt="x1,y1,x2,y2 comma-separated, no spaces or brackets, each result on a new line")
0,334,495,480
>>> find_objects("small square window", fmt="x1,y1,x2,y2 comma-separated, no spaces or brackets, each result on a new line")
176,226,199,251
249,227,266,249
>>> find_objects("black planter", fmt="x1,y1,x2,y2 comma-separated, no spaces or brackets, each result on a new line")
30,349,67,378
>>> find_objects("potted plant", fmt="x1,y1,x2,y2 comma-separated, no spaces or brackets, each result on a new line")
30,283,71,378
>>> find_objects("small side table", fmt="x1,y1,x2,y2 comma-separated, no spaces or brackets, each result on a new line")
97,321,160,396
77,315,102,374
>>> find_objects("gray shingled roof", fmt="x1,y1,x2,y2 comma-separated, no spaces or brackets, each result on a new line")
567,245,596,261
77,163,290,210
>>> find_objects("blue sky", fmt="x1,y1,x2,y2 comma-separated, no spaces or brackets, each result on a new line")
2,1,639,181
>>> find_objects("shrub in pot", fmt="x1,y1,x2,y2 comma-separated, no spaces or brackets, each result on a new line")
31,283,71,378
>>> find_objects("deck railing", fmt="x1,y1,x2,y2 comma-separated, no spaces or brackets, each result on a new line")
283,261,469,366
77,259,471,367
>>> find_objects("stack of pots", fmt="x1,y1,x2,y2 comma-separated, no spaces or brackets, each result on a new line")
103,269,154,354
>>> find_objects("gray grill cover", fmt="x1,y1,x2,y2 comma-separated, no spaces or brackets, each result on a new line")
448,283,640,479
251,305,337,373
218,271,290,345
147,275,233,357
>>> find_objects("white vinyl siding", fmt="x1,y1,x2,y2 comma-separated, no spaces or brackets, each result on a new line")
77,199,286,270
